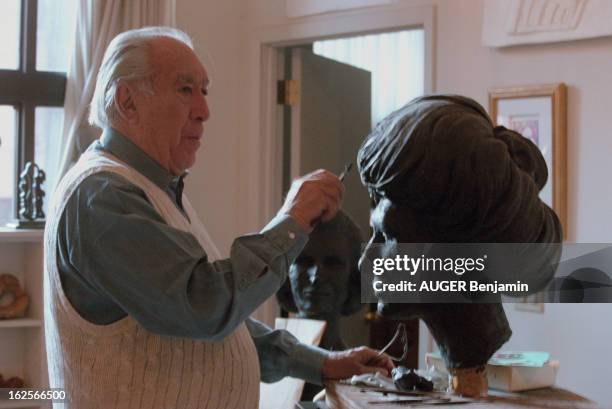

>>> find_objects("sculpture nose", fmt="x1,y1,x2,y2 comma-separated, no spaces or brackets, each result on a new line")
307,265,319,285
359,232,384,272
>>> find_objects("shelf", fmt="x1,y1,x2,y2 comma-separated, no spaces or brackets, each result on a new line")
0,229,43,243
0,399,40,409
0,228,46,407
0,319,41,329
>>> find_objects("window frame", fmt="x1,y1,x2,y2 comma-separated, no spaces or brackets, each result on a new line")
0,0,66,220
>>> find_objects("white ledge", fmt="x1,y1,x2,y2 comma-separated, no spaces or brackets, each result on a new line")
0,229,44,243
0,319,42,329
0,399,42,408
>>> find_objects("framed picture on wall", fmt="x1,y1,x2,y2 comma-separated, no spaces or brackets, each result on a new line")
490,84,567,313
489,83,567,239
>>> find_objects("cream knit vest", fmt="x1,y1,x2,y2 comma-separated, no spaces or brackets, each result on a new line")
44,150,260,409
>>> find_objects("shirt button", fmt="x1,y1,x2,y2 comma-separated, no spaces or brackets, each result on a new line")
288,231,296,240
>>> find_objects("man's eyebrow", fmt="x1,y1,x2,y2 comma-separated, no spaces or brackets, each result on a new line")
175,74,209,87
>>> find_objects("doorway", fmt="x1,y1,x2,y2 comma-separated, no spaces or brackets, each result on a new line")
277,28,425,355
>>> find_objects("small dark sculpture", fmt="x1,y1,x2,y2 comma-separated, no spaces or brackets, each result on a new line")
277,210,363,351
34,168,46,219
392,367,434,392
357,95,562,396
18,163,35,221
12,162,46,228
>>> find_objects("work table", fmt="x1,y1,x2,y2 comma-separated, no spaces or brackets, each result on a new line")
322,381,603,409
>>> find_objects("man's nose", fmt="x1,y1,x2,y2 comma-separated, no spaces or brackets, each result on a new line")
191,92,210,122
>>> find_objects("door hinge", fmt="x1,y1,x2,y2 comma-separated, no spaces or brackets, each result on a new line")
277,79,299,106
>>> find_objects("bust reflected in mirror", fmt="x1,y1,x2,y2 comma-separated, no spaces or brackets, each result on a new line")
277,210,363,351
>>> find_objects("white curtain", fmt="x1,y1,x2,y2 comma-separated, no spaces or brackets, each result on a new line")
313,29,425,128
57,0,176,184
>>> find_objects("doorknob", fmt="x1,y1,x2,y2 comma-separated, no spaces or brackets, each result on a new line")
364,310,378,323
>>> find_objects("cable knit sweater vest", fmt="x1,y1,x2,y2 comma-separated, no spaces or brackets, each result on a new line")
44,150,260,409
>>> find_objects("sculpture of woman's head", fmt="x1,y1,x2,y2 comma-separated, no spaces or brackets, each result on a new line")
356,95,562,389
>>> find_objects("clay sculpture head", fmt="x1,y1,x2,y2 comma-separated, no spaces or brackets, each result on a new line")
357,94,562,396
277,210,363,350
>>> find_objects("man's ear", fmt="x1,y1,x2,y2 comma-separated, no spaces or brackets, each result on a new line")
114,82,139,123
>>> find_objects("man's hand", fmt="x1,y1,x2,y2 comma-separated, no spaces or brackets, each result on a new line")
279,169,344,233
321,346,395,380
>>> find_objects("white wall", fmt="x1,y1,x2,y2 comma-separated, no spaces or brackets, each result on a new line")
433,1,612,403
175,0,282,323
177,0,612,402
435,0,612,243
175,0,246,254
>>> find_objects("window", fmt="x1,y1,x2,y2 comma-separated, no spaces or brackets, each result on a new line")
0,0,77,225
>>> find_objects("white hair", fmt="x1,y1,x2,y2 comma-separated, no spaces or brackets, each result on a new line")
89,26,194,128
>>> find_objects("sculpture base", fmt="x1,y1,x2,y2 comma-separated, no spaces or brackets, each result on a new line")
6,220,46,229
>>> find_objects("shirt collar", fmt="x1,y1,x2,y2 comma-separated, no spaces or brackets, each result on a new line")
99,128,187,191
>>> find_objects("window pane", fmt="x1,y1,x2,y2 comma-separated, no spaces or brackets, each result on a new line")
0,0,21,70
36,0,78,72
35,107,63,216
0,106,17,225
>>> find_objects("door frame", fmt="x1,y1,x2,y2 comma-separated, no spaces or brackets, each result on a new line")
242,5,435,353
242,3,435,230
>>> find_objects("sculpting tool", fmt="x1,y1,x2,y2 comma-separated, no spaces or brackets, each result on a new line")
310,162,353,228
339,162,353,182
366,322,409,366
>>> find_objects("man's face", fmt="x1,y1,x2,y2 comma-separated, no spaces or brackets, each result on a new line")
289,230,352,319
135,38,210,175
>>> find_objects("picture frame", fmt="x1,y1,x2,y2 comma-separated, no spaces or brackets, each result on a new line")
489,83,567,240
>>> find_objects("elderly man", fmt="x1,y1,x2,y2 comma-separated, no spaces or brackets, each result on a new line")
43,27,391,408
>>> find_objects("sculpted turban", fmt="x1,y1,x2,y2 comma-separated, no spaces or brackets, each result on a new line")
357,95,562,370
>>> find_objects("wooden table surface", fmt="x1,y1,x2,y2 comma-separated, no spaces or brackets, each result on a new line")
325,382,604,409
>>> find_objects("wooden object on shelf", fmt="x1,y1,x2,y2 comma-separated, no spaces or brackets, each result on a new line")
0,274,30,319
0,374,25,388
